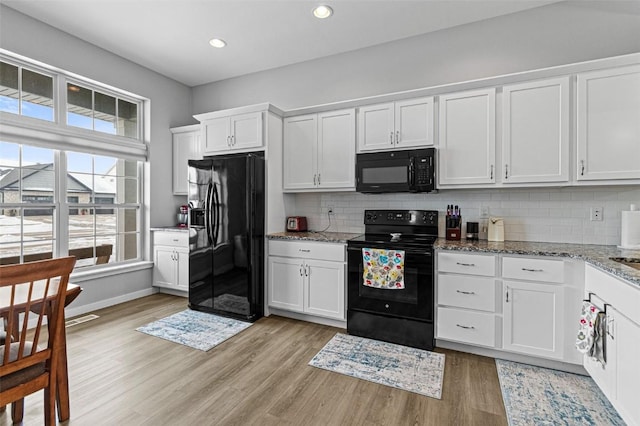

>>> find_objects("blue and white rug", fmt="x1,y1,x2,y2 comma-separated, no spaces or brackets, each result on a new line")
496,359,625,425
309,333,445,399
136,309,252,351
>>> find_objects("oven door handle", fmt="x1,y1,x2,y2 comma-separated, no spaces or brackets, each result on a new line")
347,246,432,257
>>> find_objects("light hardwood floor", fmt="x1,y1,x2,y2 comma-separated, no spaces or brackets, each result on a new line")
1,294,507,425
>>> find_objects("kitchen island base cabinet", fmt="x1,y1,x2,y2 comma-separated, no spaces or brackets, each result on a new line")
267,240,346,322
584,265,640,426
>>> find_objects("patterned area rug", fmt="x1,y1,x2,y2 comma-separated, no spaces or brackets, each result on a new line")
496,359,625,425
136,309,251,351
309,333,445,399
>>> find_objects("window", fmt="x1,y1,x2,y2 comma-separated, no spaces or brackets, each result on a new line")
0,60,54,121
0,52,147,271
0,142,142,268
67,82,139,138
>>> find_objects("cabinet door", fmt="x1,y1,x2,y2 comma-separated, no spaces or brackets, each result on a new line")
502,77,569,184
438,88,496,185
577,65,640,181
202,117,230,154
283,114,317,190
613,308,640,424
268,256,304,312
317,109,355,189
304,260,345,320
357,103,395,152
153,247,176,288
172,128,201,195
394,97,434,148
503,280,564,359
175,248,189,290
230,112,263,150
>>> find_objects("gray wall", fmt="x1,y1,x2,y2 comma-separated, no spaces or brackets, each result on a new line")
0,5,194,312
192,1,640,113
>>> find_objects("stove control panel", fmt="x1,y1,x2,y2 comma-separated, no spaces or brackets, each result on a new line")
364,210,438,226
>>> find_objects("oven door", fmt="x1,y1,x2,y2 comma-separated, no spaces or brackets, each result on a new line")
347,243,433,321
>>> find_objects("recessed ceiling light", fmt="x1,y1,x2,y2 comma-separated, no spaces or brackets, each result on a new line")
209,38,227,48
313,5,333,19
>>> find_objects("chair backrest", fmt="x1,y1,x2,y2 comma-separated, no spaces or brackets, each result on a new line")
0,256,76,385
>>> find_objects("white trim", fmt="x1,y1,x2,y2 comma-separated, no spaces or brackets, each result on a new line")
64,287,156,319
70,260,153,282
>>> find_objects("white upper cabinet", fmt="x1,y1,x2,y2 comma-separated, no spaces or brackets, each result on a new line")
284,108,355,191
502,77,570,184
577,65,640,181
438,88,496,185
171,125,202,195
201,111,263,155
358,97,434,152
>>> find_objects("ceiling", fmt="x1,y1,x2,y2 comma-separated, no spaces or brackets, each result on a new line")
2,0,562,87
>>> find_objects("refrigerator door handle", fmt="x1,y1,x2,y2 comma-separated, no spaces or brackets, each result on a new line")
212,183,220,246
205,181,214,246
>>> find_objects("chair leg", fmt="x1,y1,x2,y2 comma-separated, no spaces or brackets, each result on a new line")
11,399,24,423
44,386,56,426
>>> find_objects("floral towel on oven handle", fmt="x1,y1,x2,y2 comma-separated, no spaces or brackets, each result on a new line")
362,248,405,289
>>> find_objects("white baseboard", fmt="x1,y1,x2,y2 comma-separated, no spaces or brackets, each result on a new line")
65,288,157,319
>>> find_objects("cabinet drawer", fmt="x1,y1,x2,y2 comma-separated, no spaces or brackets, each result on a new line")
437,251,496,276
268,240,345,262
437,307,496,347
438,274,496,312
503,256,564,283
154,231,188,247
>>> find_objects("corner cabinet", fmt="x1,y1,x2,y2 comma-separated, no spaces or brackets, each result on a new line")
577,65,640,181
438,88,496,186
502,77,570,184
152,230,189,293
584,265,640,426
283,108,355,191
357,97,434,152
170,125,202,195
196,110,263,155
268,239,346,321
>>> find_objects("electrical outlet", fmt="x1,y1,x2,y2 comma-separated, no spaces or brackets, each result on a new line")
590,207,603,221
479,205,490,218
327,205,335,216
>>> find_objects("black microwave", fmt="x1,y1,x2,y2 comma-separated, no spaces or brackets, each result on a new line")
356,148,436,193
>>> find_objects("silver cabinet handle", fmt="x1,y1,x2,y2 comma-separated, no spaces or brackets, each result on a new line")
490,165,494,180
456,262,476,267
581,160,585,176
390,131,394,145
396,130,400,144
299,249,311,253
506,288,510,303
313,174,317,186
456,324,475,330
232,135,236,146
304,264,309,277
505,164,509,179
456,290,476,295
521,268,544,272
318,173,321,185
226,136,230,147
299,265,304,276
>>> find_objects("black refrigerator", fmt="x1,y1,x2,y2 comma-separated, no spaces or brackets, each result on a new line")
187,152,264,322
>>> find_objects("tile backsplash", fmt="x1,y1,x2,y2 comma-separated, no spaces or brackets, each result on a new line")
291,186,640,246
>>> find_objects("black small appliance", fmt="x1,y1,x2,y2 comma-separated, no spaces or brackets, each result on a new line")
355,148,436,193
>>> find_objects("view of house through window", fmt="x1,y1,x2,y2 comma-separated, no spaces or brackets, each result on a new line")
0,60,54,121
0,142,141,268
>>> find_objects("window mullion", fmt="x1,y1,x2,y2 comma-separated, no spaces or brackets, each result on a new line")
57,150,68,257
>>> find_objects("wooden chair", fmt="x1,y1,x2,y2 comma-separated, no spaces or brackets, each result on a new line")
0,256,76,425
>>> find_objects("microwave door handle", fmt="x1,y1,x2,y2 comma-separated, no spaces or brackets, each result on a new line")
408,159,415,186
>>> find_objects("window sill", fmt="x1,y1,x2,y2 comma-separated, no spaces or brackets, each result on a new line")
70,260,153,283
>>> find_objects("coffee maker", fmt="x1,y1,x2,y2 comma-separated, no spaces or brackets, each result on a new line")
177,205,188,227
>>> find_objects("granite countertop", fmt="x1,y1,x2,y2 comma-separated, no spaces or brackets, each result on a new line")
267,231,361,244
150,226,189,232
434,239,640,288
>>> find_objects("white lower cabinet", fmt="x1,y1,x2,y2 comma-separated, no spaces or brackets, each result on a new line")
584,264,640,426
268,240,346,321
437,251,583,365
153,231,189,292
